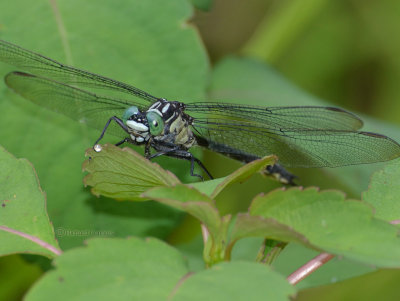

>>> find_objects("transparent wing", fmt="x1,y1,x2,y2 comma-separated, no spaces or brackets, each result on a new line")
5,71,142,137
185,102,364,131
187,103,400,167
0,39,159,104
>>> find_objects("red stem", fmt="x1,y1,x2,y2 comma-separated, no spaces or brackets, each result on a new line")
287,252,334,285
0,225,62,256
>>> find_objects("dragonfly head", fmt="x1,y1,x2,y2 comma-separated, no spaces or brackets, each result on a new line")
122,105,165,143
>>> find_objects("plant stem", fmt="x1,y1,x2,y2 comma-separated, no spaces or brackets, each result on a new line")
256,239,287,265
0,225,62,256
287,252,334,285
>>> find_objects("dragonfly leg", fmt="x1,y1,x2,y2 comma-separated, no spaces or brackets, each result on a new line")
150,141,213,180
190,155,213,180
168,150,213,180
94,116,129,146
115,138,130,146
148,148,212,180
148,146,179,160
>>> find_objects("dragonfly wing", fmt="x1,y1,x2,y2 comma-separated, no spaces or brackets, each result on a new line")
186,102,364,131
5,71,139,138
0,39,159,104
190,117,400,168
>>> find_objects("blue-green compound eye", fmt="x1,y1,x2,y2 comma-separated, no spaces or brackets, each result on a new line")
122,106,140,123
146,111,164,136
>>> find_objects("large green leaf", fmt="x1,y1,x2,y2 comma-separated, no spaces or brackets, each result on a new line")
24,238,295,301
0,146,60,257
270,243,374,290
296,269,400,301
0,0,209,249
25,238,189,301
171,261,296,301
83,144,180,201
363,160,400,221
244,187,400,267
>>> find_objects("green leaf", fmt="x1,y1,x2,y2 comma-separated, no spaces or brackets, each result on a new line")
24,238,189,301
83,144,180,201
297,269,400,301
0,146,60,257
0,0,209,248
142,185,220,233
247,187,400,267
171,261,296,301
24,238,296,300
189,177,227,197
191,155,276,198
363,159,400,221
143,185,231,266
230,213,310,249
143,185,221,241
271,243,375,289
208,155,275,199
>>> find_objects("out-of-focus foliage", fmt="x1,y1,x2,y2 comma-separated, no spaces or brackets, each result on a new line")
195,0,400,125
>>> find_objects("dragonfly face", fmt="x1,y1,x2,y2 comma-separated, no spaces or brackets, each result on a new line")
122,106,150,143
123,99,195,148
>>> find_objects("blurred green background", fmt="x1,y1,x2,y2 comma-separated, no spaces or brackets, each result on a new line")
195,0,400,125
1,0,400,300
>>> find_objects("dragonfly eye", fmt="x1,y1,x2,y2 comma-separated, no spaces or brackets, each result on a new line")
146,111,164,136
122,106,140,123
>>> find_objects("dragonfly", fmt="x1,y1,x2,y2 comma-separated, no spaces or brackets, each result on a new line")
1,39,400,184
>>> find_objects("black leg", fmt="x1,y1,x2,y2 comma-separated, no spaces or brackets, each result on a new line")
191,156,213,180
169,151,213,180
189,156,204,180
150,141,213,180
94,116,129,146
145,144,151,158
115,138,130,146
148,146,179,160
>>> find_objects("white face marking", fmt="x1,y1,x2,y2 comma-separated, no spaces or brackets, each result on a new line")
126,120,149,132
162,103,170,113
147,108,162,117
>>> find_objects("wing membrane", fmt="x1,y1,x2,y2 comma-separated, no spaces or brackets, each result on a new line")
188,104,400,167
186,102,363,131
0,39,159,104
5,71,140,137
